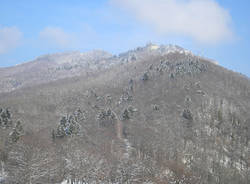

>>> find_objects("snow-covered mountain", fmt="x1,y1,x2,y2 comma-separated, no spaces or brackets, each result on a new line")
0,44,249,183
0,44,198,93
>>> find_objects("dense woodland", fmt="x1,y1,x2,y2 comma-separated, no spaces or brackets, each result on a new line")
0,45,250,183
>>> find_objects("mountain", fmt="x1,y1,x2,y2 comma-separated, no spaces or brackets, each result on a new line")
0,50,112,93
0,44,207,94
0,44,249,184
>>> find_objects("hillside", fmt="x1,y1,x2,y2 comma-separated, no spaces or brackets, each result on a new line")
0,44,250,184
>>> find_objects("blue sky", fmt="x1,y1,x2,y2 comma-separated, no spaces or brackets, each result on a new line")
0,0,249,77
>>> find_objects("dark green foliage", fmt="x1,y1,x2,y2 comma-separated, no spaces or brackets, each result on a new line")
74,108,86,122
97,108,116,127
63,65,73,70
15,121,23,132
170,73,175,79
121,109,130,120
55,109,83,138
182,109,193,121
217,109,223,123
9,121,23,142
141,72,149,81
156,57,208,79
0,108,12,127
129,79,134,91
152,104,160,111
9,129,20,143
0,108,22,138
57,115,80,137
0,107,24,144
131,55,136,61
119,91,133,104
149,64,153,70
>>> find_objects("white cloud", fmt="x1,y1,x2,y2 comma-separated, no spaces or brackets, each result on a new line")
39,27,73,48
0,26,23,54
110,0,233,44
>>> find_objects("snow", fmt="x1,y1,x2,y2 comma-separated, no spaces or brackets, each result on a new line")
61,179,86,184
157,44,194,56
204,125,213,136
0,162,7,183
149,44,160,50
122,138,133,160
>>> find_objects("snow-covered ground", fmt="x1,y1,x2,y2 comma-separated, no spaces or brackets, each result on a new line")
61,179,82,184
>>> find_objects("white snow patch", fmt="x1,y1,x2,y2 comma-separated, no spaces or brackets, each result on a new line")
0,162,7,182
204,125,213,136
150,44,159,50
122,138,133,160
61,179,86,184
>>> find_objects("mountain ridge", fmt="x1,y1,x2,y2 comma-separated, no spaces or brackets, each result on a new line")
0,44,250,183
0,43,243,94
